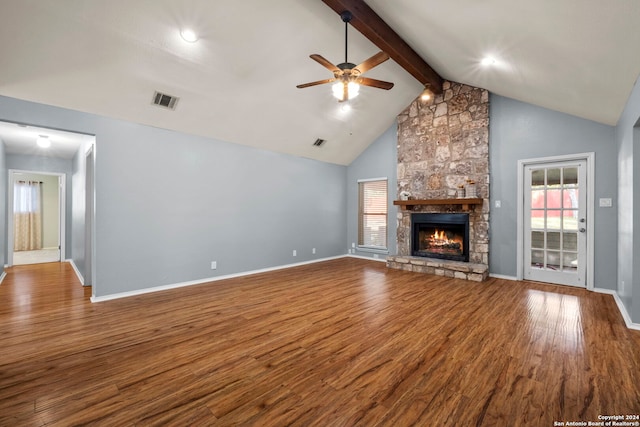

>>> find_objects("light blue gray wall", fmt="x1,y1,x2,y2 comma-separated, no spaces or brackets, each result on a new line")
71,142,91,284
0,140,6,268
346,124,398,259
616,76,640,323
5,154,73,261
489,94,617,289
0,95,347,298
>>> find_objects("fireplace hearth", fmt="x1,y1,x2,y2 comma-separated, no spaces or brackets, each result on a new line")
411,213,469,262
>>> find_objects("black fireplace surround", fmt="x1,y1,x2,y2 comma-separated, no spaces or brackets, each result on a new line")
411,213,470,262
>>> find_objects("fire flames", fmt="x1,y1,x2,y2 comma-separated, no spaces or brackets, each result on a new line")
425,229,462,252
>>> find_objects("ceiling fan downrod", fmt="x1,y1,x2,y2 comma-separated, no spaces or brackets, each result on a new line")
341,11,353,66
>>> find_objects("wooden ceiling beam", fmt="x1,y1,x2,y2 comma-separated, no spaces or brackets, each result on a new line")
321,0,443,94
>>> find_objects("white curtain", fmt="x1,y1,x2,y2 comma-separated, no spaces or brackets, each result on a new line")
14,180,43,251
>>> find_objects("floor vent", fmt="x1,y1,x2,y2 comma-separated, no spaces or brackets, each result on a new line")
152,91,179,110
313,138,326,147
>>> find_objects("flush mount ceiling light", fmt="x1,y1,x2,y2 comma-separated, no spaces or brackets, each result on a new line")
36,135,51,148
180,28,198,43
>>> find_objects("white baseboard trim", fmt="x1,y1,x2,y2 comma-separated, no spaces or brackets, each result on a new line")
66,259,85,286
0,271,6,285
489,273,518,281
593,287,640,331
348,254,387,263
90,255,347,303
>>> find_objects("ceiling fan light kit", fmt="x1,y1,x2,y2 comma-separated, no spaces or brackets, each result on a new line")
296,10,394,103
332,81,359,101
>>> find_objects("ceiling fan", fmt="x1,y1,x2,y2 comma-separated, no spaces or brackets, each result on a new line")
296,11,394,102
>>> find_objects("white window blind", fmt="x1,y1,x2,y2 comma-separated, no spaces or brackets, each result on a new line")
358,179,388,249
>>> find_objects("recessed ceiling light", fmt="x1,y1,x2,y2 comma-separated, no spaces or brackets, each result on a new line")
180,28,198,43
36,135,51,148
481,57,496,66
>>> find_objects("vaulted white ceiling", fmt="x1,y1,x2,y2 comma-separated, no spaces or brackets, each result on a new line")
1,0,639,165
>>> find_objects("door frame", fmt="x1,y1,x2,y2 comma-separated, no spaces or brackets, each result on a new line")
7,169,66,266
85,145,95,291
516,152,595,289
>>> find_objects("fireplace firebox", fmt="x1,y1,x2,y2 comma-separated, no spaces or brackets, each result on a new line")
411,213,469,262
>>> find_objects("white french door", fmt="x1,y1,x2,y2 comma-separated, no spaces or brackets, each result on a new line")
523,160,587,287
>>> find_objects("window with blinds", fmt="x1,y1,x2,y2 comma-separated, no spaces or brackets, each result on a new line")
358,179,388,249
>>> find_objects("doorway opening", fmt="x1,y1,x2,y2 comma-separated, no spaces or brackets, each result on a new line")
1,120,95,290
8,170,65,266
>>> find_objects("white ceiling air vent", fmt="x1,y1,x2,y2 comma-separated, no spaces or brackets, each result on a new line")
152,91,179,110
313,138,326,147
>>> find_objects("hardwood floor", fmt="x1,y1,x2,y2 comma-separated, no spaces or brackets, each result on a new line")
1,259,639,426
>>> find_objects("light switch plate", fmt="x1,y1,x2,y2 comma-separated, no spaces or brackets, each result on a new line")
599,198,612,207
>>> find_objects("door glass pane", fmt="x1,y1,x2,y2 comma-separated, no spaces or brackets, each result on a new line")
531,189,545,208
531,211,544,229
563,167,578,185
563,252,578,271
546,251,560,270
547,189,562,209
531,250,544,267
547,210,562,230
531,231,544,249
563,232,577,251
563,188,579,209
547,232,560,250
547,168,561,186
531,169,545,186
563,210,578,230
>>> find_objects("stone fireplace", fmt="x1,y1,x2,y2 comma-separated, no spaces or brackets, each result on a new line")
386,81,490,281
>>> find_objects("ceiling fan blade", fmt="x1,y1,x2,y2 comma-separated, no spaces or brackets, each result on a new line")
354,51,389,74
310,54,340,73
357,77,394,90
296,78,336,89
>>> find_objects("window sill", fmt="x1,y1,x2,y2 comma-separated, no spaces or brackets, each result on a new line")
356,246,389,255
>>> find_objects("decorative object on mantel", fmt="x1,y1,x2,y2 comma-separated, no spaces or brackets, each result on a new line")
465,180,476,198
456,185,465,198
393,198,483,211
399,190,411,201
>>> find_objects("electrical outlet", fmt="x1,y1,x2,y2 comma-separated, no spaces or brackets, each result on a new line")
211,261,217,270
352,242,355,248
293,250,297,257
312,248,316,254
495,200,501,208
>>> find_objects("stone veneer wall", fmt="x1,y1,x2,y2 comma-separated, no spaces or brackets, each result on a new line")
396,81,490,266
